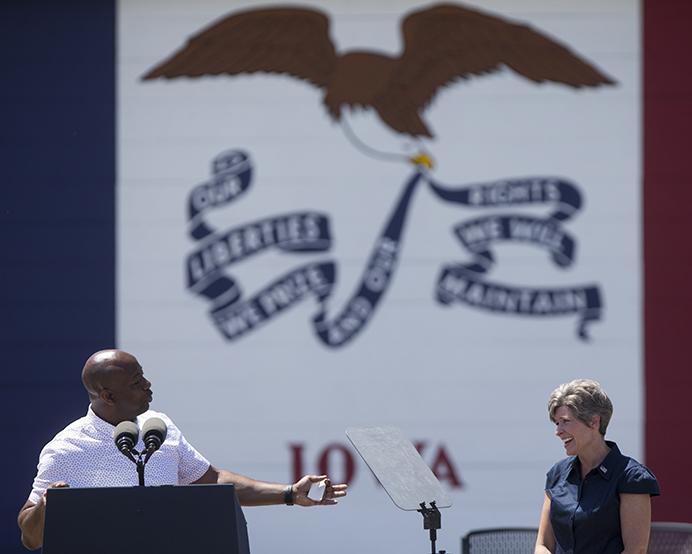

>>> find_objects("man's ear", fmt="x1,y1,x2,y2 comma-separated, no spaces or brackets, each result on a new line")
99,388,115,406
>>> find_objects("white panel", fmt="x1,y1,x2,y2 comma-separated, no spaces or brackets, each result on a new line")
118,1,641,552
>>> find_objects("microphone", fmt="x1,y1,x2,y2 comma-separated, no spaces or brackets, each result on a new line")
113,421,139,463
142,417,167,463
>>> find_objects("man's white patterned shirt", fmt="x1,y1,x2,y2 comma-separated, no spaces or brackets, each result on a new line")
29,406,210,504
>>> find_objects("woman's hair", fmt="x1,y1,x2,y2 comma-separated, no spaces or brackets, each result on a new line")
548,379,613,435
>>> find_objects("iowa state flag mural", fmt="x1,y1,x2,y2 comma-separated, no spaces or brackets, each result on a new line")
6,1,692,553
117,2,643,553
9,2,692,553
116,1,645,552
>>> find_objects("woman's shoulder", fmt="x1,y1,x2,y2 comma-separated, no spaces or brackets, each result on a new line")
546,456,576,483
621,456,658,481
613,449,660,496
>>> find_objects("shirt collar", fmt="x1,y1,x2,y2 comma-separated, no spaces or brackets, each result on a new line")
596,440,622,480
86,405,117,436
86,405,155,434
567,440,621,481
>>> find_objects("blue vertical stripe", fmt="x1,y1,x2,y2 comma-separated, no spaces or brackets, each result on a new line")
0,1,115,550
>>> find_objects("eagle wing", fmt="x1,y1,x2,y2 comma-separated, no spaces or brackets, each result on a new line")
142,7,337,88
381,3,615,117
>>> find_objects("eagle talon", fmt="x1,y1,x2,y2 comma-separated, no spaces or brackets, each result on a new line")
409,152,435,169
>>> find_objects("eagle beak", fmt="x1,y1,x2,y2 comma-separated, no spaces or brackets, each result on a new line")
409,152,435,169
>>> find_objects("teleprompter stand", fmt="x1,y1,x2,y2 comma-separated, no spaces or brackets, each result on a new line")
346,426,452,554
42,484,250,554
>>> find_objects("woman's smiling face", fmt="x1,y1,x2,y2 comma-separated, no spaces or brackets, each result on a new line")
553,405,599,456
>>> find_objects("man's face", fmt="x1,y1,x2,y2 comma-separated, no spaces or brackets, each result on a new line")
105,358,153,421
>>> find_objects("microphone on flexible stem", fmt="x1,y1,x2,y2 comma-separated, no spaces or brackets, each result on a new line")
142,417,167,464
113,421,140,463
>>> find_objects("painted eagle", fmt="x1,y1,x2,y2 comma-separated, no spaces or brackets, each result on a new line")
142,3,615,138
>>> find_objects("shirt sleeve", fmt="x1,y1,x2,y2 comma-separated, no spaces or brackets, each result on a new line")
28,443,63,505
544,462,561,496
618,462,660,496
154,412,211,484
176,431,212,484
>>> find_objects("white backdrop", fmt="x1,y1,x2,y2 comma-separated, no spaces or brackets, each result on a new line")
118,1,641,552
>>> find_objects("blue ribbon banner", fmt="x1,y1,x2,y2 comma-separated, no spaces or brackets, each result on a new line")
427,177,602,339
185,150,603,346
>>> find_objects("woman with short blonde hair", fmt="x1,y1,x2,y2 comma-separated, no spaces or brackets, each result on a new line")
547,379,613,435
535,379,659,554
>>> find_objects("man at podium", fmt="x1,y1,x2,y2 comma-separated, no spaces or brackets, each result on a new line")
17,349,347,550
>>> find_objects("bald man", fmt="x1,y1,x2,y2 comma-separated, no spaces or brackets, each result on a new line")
18,349,347,550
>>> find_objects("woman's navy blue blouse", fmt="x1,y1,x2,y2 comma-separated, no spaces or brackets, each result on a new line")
545,441,660,554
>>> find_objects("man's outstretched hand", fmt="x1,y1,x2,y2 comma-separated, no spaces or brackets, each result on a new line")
292,475,348,506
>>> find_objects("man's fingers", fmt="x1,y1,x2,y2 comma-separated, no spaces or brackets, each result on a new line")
43,481,69,506
294,476,347,506
325,483,348,498
49,481,69,488
44,480,70,496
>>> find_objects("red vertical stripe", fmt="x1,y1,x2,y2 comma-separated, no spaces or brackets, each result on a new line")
644,0,692,521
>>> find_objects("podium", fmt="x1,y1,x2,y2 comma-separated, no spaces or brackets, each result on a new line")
42,484,250,554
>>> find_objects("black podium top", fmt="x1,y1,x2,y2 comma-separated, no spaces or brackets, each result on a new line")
43,484,250,554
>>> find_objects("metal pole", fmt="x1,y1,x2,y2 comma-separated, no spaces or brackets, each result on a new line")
137,457,145,486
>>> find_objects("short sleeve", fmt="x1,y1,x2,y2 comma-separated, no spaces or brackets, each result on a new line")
150,412,211,484
618,462,660,496
176,431,211,484
544,460,564,495
28,444,63,504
